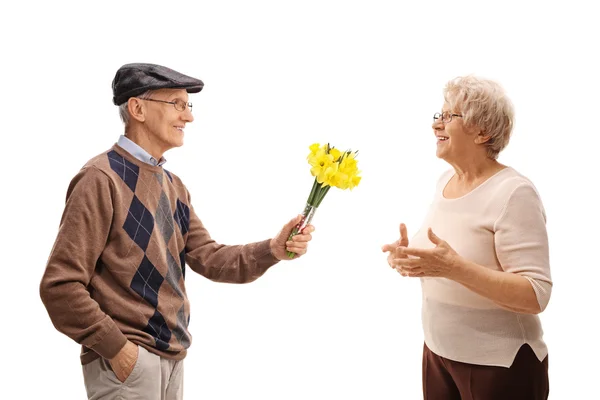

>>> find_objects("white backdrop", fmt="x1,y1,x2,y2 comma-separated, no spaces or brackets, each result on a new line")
1,0,598,398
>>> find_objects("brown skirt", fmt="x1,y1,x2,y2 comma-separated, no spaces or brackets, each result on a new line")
422,342,549,400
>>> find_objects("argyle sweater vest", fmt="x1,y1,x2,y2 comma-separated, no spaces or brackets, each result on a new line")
41,144,278,364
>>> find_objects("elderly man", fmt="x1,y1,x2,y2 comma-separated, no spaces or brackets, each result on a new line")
40,63,315,400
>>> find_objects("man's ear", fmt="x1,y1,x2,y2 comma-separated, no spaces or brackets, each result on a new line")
128,98,146,123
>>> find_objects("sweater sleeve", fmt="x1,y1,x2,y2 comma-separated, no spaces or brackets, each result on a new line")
183,191,280,284
40,167,128,359
493,182,553,311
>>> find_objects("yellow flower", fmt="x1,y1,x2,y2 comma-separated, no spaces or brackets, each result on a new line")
317,161,339,186
308,149,335,179
328,152,361,190
289,143,361,259
309,143,321,156
329,148,342,162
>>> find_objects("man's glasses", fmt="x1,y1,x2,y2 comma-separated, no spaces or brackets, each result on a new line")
142,98,193,112
433,111,462,123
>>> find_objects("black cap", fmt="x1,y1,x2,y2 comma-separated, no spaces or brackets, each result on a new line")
112,63,204,105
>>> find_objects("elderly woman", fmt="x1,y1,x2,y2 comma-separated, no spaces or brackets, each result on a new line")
383,76,552,399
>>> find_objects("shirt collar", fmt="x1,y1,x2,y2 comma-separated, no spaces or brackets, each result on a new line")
117,135,167,167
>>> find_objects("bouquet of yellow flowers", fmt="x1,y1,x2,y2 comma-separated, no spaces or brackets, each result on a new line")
287,143,362,258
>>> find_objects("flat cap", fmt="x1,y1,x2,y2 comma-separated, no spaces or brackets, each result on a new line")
112,63,204,105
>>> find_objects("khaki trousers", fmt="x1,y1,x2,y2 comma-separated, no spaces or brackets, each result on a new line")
82,345,184,400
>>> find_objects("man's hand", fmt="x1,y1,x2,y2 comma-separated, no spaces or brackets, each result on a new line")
270,215,315,260
381,223,409,274
108,340,139,383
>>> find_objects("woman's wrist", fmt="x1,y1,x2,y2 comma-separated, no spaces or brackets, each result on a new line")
446,254,472,282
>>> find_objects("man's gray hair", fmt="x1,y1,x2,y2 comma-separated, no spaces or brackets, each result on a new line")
118,90,154,125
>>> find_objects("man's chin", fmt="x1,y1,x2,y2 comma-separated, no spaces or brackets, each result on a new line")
169,136,185,148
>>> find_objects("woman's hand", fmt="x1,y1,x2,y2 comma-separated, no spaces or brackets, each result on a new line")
381,223,409,272
392,228,460,278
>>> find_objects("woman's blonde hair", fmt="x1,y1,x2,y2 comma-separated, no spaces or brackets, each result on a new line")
444,76,515,159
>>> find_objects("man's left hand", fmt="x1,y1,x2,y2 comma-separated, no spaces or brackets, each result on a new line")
270,215,315,260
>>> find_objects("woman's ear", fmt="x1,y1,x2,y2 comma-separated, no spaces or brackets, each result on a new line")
475,131,491,144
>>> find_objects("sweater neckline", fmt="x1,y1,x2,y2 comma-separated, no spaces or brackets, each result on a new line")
111,144,166,174
439,167,514,202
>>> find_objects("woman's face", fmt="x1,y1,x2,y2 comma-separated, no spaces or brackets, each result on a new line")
432,103,478,162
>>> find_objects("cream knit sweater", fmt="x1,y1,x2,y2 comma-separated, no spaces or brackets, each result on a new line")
412,167,552,367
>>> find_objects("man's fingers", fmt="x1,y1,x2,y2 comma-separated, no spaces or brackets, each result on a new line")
286,245,307,255
289,215,303,229
301,224,315,234
290,233,312,242
286,241,308,254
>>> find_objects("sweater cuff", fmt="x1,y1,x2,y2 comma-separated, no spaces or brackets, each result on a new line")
89,318,128,360
524,276,552,312
255,239,280,266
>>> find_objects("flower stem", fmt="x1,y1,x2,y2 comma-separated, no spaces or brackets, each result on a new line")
315,185,331,207
307,178,319,206
286,203,317,258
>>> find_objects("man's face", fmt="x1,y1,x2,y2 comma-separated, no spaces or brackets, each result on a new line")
142,88,194,153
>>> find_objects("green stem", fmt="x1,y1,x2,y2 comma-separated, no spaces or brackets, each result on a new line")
315,185,331,207
307,179,320,206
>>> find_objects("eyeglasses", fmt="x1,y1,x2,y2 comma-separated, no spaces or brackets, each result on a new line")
433,111,462,123
142,98,193,112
